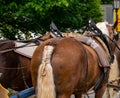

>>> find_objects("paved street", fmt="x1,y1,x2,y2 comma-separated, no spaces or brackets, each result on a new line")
29,90,120,98
71,91,95,98
28,91,95,98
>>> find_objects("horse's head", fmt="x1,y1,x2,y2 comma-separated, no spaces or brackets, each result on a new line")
96,22,117,41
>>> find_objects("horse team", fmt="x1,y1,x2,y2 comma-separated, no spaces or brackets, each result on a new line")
0,21,120,98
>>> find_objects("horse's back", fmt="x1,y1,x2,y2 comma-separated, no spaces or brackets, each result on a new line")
31,37,100,93
31,38,86,87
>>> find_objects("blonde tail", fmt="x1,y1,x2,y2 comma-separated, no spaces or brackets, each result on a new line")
37,45,56,98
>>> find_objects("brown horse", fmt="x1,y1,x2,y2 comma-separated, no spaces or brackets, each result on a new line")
0,39,34,91
0,33,57,91
30,22,117,98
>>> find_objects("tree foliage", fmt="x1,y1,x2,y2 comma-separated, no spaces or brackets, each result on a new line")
0,0,103,39
101,0,112,4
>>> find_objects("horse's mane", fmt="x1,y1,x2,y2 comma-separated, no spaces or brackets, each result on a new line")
96,22,109,36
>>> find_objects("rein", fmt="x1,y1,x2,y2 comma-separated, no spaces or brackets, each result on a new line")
19,58,29,89
105,34,120,51
0,66,27,70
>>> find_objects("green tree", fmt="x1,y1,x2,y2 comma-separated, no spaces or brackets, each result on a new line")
0,0,103,40
101,0,112,4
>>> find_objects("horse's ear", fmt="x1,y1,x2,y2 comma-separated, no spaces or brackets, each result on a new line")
113,20,118,30
112,20,119,41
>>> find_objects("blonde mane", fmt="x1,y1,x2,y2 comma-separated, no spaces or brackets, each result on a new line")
96,22,109,36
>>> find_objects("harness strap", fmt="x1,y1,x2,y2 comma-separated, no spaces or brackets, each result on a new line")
75,36,110,68
75,36,108,91
93,70,104,91
20,62,29,89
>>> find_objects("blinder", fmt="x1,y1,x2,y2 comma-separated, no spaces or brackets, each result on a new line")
113,33,119,41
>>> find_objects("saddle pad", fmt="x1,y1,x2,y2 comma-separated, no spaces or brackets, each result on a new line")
14,42,38,58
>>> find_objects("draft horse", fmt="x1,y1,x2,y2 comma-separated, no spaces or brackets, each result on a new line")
0,39,33,91
30,22,117,98
0,33,56,91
